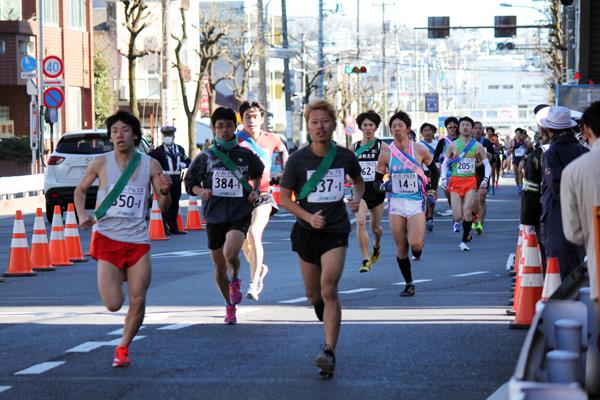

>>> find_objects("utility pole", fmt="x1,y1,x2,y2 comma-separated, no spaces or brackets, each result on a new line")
356,0,361,111
281,0,293,143
317,0,324,98
37,0,44,173
381,2,388,135
257,0,269,128
161,0,169,128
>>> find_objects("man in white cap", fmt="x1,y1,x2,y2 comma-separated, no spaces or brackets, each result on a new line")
540,106,588,279
149,125,191,234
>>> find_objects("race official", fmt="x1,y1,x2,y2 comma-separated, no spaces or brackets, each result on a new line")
148,126,191,234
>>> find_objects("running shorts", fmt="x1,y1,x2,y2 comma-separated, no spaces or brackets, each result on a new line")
206,214,252,250
254,192,279,216
448,176,477,198
290,223,349,264
362,185,385,210
91,232,150,270
389,198,424,218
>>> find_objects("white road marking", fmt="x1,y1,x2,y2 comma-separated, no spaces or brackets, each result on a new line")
152,250,211,258
157,323,195,331
108,326,146,336
0,386,11,393
339,288,376,294
262,241,273,245
145,313,175,321
278,297,308,304
266,219,296,223
506,253,515,271
15,361,66,375
67,336,145,353
393,279,433,285
451,271,490,277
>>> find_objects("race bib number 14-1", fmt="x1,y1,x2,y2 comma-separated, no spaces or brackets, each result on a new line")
307,168,345,203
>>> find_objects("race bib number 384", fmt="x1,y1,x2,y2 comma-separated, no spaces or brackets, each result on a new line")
106,185,146,219
307,168,344,203
212,169,243,197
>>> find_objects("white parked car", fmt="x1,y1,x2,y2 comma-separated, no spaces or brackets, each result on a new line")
43,129,150,222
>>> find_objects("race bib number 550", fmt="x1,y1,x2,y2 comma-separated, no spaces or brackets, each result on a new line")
106,185,146,219
307,168,344,203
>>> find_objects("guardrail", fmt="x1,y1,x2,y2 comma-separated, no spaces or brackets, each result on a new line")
0,174,44,200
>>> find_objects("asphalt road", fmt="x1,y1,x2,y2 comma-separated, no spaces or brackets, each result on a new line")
0,176,526,400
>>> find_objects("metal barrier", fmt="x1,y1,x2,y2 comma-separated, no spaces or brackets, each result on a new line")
0,174,44,200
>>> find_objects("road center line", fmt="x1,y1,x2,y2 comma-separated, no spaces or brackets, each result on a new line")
278,297,308,304
67,336,145,353
393,279,433,285
108,326,146,336
157,323,195,331
339,288,376,294
15,361,66,375
451,271,490,277
0,386,11,393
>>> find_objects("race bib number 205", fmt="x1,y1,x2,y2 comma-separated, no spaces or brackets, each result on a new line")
307,168,345,203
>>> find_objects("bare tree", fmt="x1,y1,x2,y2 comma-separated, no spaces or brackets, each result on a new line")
325,74,354,147
543,0,567,103
222,27,262,106
172,7,227,157
119,0,153,117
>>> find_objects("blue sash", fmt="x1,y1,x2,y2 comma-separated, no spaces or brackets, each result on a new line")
420,140,436,155
448,139,476,167
236,131,268,161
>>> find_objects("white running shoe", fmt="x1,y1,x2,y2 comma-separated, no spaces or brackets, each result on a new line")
459,242,470,251
257,264,269,294
246,283,259,301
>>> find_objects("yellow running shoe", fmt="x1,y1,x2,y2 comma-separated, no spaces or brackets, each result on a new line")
359,259,371,273
369,246,381,267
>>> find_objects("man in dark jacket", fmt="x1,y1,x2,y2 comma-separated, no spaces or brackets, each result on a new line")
540,106,589,279
148,125,191,234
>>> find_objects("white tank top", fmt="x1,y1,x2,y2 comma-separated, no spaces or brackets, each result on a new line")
96,151,151,244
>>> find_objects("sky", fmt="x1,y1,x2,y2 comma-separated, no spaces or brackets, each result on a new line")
266,0,547,27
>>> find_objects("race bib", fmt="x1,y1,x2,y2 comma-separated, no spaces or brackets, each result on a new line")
106,184,146,219
392,172,418,194
514,147,525,157
456,158,476,175
359,161,377,182
307,168,344,203
212,169,243,197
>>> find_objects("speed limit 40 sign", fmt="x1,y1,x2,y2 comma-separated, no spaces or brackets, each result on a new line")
43,56,64,79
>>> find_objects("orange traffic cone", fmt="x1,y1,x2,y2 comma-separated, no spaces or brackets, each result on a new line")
541,257,561,302
177,208,185,232
49,205,74,266
513,225,524,272
507,227,527,315
510,229,544,329
30,208,54,272
149,194,168,240
4,210,36,277
272,185,281,206
185,196,202,231
64,203,88,262
85,222,97,256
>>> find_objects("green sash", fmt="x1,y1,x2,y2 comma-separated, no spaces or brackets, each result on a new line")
209,146,252,192
297,142,337,201
95,151,141,220
354,139,377,157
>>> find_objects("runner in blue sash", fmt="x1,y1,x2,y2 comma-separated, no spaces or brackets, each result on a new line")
433,117,459,217
374,111,439,296
419,122,439,232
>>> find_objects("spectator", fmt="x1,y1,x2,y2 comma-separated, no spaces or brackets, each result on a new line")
561,101,600,313
540,106,589,279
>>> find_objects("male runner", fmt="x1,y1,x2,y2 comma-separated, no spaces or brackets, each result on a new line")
374,111,439,295
280,100,364,379
419,122,439,232
508,128,533,194
434,117,459,219
74,111,172,368
440,117,491,251
472,121,495,234
353,110,387,273
185,107,263,324
236,101,288,300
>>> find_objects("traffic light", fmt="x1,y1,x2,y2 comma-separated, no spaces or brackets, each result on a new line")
495,15,517,38
428,16,450,39
344,65,367,74
496,41,516,51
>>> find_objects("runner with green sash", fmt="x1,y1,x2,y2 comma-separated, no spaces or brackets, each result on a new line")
95,151,141,220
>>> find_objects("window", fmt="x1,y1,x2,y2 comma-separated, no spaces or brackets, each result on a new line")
0,0,21,20
522,84,531,89
68,0,85,29
0,106,9,121
66,86,82,131
488,85,500,90
42,0,58,26
0,40,5,54
502,84,514,89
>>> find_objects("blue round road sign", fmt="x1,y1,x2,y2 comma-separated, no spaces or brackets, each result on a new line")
20,56,37,73
43,87,64,109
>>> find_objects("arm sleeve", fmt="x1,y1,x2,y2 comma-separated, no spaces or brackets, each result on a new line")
433,140,445,163
184,153,207,195
483,159,492,180
440,158,449,181
373,171,386,193
426,160,439,190
560,166,585,246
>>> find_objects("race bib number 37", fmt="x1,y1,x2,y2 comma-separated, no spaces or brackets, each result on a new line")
106,185,146,219
212,169,243,197
392,172,418,195
307,168,344,203
359,161,377,182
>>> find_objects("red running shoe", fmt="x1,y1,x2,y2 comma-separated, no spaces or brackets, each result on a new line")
229,278,242,305
112,345,130,368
